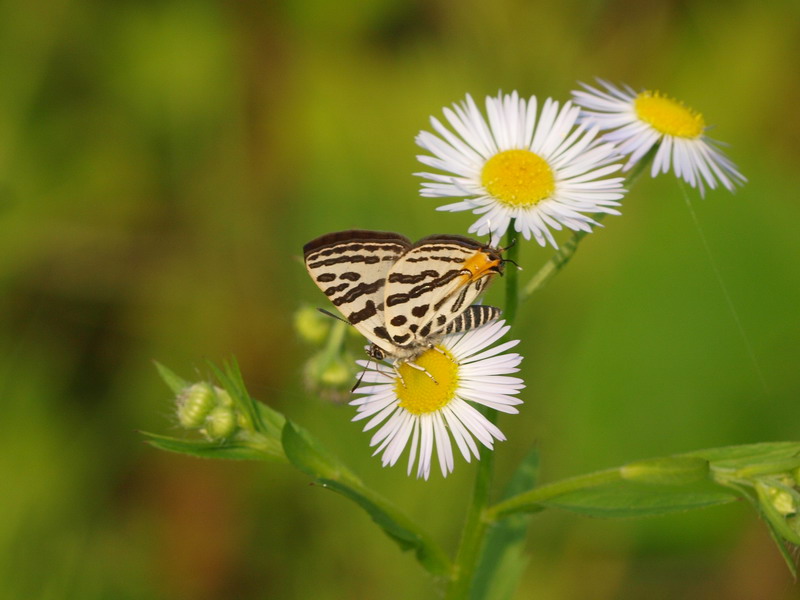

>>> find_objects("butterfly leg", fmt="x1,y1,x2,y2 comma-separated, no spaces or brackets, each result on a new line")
403,361,439,385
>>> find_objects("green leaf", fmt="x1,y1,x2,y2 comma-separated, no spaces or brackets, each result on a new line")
621,456,709,485
142,431,271,461
154,361,189,394
544,480,738,518
282,421,450,576
471,448,539,600
691,442,800,477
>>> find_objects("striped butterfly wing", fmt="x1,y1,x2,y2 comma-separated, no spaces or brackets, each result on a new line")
303,230,412,354
442,305,503,335
383,234,504,346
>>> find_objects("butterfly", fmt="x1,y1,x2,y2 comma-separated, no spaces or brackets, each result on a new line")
303,230,505,371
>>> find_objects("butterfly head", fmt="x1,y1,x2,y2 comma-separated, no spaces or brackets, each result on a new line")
367,344,387,361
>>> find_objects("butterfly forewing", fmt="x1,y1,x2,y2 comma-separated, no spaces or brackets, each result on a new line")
303,230,412,353
383,235,504,346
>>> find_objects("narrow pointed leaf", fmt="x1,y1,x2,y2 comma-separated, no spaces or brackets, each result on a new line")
154,361,189,394
544,480,738,518
142,431,273,461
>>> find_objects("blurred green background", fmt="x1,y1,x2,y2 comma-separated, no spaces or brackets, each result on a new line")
2,0,799,598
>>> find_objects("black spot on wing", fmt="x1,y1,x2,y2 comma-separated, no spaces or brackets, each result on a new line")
387,269,439,284
348,300,378,325
324,282,349,296
316,273,336,283
309,254,381,268
333,279,385,306
392,333,410,344
340,271,361,281
411,304,429,318
390,315,407,326
405,255,463,263
385,270,462,306
373,326,391,341
449,286,470,313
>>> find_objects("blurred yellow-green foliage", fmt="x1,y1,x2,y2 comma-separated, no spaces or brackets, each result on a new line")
2,0,799,598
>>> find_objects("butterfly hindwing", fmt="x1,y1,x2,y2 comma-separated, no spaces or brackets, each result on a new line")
443,305,502,335
383,235,503,346
303,230,412,354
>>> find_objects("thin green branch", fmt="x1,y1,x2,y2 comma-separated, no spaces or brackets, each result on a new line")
487,467,624,519
503,228,521,327
520,147,656,301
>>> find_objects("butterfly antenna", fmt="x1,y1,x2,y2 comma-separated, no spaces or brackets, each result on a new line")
500,236,517,253
498,236,522,271
351,363,369,393
317,307,350,324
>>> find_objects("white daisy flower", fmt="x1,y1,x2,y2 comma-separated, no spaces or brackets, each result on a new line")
350,320,524,480
571,80,746,196
415,91,626,248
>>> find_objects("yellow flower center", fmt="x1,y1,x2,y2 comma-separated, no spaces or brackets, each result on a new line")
480,149,555,207
634,91,705,139
395,347,459,415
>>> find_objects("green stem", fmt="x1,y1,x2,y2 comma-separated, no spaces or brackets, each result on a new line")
503,227,521,327
445,226,519,599
445,442,496,599
521,146,656,300
487,467,624,520
324,319,348,358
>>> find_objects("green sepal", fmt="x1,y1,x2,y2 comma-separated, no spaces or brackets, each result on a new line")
753,480,800,545
730,482,799,579
471,448,540,600
154,361,190,395
543,480,738,518
142,431,279,461
282,421,450,577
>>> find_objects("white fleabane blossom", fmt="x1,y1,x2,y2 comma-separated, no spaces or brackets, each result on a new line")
351,320,524,480
416,92,626,248
572,80,746,195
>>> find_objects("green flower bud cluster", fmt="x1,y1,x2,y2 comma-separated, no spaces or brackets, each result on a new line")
176,382,243,441
295,305,358,399
706,444,800,548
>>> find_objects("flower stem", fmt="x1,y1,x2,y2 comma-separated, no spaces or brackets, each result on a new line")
503,227,521,327
446,226,519,599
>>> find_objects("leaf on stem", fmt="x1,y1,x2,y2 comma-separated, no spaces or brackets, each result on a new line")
543,480,737,518
142,431,275,461
282,421,451,577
